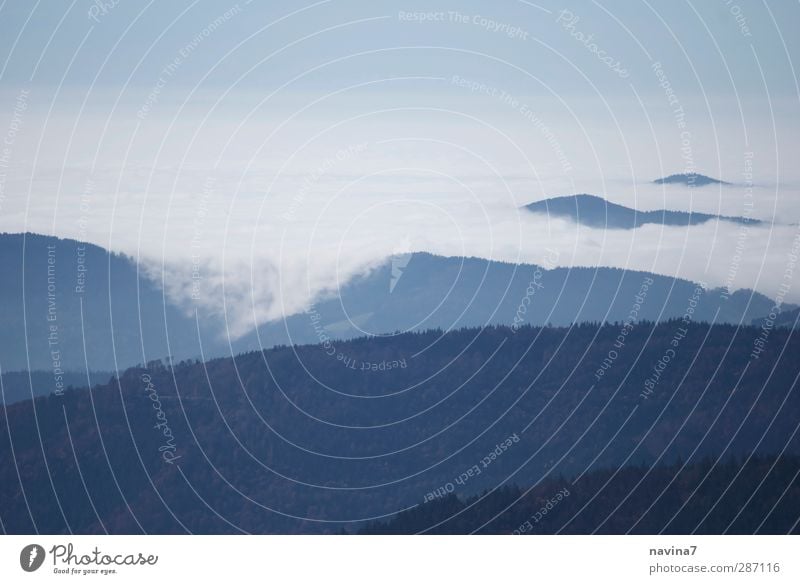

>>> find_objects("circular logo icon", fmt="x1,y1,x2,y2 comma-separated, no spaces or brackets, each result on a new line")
20,544,46,572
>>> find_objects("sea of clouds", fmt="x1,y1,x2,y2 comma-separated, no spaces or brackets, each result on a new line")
1,95,798,337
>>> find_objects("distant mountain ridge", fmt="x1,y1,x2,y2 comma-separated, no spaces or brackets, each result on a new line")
653,173,730,186
752,306,799,329
0,232,790,372
0,232,219,373
523,194,760,230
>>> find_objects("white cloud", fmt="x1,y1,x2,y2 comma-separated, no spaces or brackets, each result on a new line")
2,103,799,337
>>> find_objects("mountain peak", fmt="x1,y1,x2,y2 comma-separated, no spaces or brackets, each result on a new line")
523,194,759,230
653,173,729,186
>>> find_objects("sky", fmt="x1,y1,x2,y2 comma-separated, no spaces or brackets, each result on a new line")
1,0,799,334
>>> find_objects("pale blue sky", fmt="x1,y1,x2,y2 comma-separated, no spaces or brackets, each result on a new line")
1,1,798,97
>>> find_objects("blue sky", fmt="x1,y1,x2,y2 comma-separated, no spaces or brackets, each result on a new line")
2,1,798,98
2,0,798,181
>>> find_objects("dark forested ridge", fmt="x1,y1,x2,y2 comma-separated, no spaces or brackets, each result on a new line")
359,455,800,534
0,321,797,534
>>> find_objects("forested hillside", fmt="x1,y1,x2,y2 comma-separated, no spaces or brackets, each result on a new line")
1,322,797,533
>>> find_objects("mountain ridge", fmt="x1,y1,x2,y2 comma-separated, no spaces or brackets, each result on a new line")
0,232,790,372
1,321,797,533
653,173,730,186
523,193,760,229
